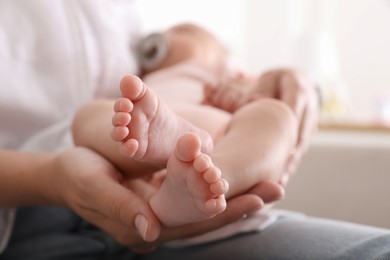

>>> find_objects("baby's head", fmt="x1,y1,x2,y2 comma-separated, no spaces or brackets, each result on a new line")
137,23,230,76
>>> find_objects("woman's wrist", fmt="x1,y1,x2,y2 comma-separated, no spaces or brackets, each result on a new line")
38,151,69,206
0,150,63,207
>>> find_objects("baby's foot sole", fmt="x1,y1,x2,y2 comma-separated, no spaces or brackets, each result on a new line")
150,133,228,226
112,75,213,163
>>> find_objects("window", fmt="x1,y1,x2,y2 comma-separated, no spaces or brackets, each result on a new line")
138,0,390,127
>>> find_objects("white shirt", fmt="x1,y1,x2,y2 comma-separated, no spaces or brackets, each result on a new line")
0,0,141,253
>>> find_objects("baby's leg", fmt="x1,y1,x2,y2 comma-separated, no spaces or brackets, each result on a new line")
111,75,213,165
149,132,228,226
212,98,298,198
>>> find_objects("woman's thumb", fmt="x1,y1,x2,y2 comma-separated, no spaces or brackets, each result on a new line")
104,182,161,242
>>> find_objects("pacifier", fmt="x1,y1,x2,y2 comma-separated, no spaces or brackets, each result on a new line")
136,32,170,72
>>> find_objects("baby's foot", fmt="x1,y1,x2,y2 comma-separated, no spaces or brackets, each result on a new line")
111,75,213,164
149,132,228,227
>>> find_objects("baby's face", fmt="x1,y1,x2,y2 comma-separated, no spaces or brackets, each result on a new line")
161,24,227,71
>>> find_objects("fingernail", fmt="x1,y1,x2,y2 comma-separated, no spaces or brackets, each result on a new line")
135,214,148,241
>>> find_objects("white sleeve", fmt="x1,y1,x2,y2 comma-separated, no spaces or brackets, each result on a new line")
0,0,141,253
0,209,15,254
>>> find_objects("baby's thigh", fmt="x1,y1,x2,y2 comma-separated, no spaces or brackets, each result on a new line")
175,105,231,140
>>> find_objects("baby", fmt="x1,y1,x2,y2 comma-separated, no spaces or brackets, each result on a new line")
73,23,298,228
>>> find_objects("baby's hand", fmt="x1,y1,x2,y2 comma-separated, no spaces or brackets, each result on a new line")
203,74,256,113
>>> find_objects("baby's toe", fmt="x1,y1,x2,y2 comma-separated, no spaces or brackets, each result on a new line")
205,195,227,214
210,179,229,195
112,112,131,126
111,126,129,141
203,166,221,183
114,97,133,112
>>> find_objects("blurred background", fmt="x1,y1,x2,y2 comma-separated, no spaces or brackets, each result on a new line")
138,0,390,126
138,0,390,229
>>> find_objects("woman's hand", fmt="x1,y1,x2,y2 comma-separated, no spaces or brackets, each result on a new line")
52,147,274,253
53,147,161,247
124,183,270,253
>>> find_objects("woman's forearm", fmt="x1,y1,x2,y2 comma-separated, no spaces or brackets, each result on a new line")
0,149,62,207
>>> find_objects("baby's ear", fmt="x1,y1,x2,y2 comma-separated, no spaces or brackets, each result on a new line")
136,33,170,72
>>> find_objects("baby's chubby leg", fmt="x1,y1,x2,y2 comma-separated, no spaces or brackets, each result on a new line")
212,98,298,198
150,132,228,227
111,75,213,165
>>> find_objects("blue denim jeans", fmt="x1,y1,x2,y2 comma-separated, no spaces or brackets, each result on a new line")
1,206,390,260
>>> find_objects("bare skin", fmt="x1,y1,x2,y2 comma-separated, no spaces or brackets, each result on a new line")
113,75,228,226
112,75,213,165
149,132,228,227
112,75,298,226
204,69,319,183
